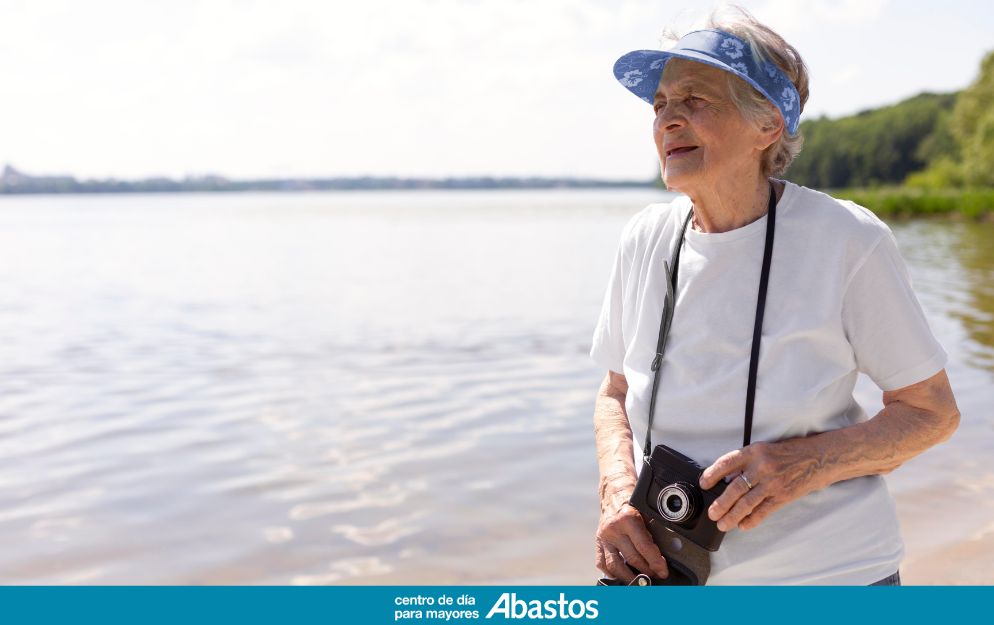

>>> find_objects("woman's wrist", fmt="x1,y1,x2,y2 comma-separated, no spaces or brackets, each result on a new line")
599,471,637,514
772,426,868,491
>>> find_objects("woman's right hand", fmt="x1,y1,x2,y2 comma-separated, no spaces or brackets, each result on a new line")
594,475,669,582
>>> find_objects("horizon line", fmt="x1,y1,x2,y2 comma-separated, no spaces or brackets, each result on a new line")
0,163,659,195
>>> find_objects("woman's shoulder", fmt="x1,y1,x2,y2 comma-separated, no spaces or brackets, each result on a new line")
619,196,689,249
781,181,892,246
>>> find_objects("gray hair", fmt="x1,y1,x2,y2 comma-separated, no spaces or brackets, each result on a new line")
662,7,810,177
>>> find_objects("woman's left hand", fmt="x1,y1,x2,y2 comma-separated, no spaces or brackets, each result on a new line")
698,437,833,532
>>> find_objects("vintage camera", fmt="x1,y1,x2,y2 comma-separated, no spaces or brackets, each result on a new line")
628,444,728,585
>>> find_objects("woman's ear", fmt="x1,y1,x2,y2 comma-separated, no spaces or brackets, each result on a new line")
755,116,784,151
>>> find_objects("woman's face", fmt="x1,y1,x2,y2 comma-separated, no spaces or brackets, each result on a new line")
653,59,769,193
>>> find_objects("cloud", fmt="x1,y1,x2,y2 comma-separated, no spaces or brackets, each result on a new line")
0,0,985,180
751,0,890,34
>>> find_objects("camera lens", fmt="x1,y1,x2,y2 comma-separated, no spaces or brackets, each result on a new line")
657,482,696,523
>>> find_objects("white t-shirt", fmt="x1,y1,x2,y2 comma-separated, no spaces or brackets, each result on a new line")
589,180,948,585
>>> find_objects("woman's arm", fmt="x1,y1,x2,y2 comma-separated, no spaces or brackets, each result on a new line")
593,371,670,581
594,371,636,508
700,368,960,532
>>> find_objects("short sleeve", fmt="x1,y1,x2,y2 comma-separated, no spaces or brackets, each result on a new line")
589,212,640,375
842,230,948,391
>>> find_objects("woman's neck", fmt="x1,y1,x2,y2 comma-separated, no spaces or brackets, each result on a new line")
685,175,781,234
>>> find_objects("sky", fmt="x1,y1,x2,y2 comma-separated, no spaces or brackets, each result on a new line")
1,0,992,182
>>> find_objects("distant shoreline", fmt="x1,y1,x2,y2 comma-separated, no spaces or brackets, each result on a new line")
835,187,994,220
6,164,991,221
0,165,654,195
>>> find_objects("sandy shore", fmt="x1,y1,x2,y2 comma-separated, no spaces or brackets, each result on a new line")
895,480,994,585
902,527,994,585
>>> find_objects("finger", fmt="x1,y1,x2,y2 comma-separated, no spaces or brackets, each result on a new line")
625,526,669,578
707,473,752,521
595,543,608,574
717,487,767,532
739,499,781,531
700,449,746,490
602,545,635,583
613,535,654,576
616,507,668,577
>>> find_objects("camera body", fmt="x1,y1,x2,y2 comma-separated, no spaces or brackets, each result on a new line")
629,444,728,585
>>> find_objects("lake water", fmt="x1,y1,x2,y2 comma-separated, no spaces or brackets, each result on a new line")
0,189,991,584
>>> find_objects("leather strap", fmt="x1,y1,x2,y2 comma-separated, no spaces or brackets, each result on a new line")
642,182,777,458
643,209,693,459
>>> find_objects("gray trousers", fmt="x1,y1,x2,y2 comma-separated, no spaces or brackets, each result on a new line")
869,571,902,586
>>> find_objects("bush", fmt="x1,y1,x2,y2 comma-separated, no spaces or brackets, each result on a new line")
832,186,994,219
905,157,964,189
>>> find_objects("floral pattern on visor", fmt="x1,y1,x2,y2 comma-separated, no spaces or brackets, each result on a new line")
612,29,802,136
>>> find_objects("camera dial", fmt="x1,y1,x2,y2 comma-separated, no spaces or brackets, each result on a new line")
657,482,697,523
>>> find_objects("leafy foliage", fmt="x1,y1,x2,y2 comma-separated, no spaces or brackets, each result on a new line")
951,51,994,186
787,93,957,188
788,49,994,195
835,186,994,218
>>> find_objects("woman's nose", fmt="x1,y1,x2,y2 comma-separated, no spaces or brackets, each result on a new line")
655,106,686,132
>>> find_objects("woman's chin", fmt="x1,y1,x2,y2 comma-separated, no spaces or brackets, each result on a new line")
662,167,706,193
661,172,689,193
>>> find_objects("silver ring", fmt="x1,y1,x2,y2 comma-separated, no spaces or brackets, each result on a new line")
738,473,754,490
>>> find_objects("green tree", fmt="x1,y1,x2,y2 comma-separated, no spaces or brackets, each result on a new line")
788,92,956,188
950,51,994,186
907,50,994,188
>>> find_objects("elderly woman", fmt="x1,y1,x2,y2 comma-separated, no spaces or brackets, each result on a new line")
590,12,960,586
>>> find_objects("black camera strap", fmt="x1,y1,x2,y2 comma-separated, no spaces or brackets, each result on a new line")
642,182,777,459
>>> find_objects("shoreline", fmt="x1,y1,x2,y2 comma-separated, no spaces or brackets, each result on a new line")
894,482,994,585
834,186,994,220
902,528,994,585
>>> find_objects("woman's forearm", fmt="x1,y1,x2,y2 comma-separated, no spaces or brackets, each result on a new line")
700,370,960,532
593,377,638,511
783,395,960,491
592,374,674,582
777,370,959,490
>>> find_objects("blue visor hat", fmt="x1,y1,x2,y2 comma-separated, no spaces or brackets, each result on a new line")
613,29,801,135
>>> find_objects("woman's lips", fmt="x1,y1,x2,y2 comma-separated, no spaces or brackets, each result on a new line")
666,146,699,159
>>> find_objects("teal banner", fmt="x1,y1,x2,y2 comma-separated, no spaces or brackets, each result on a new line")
0,586,989,625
